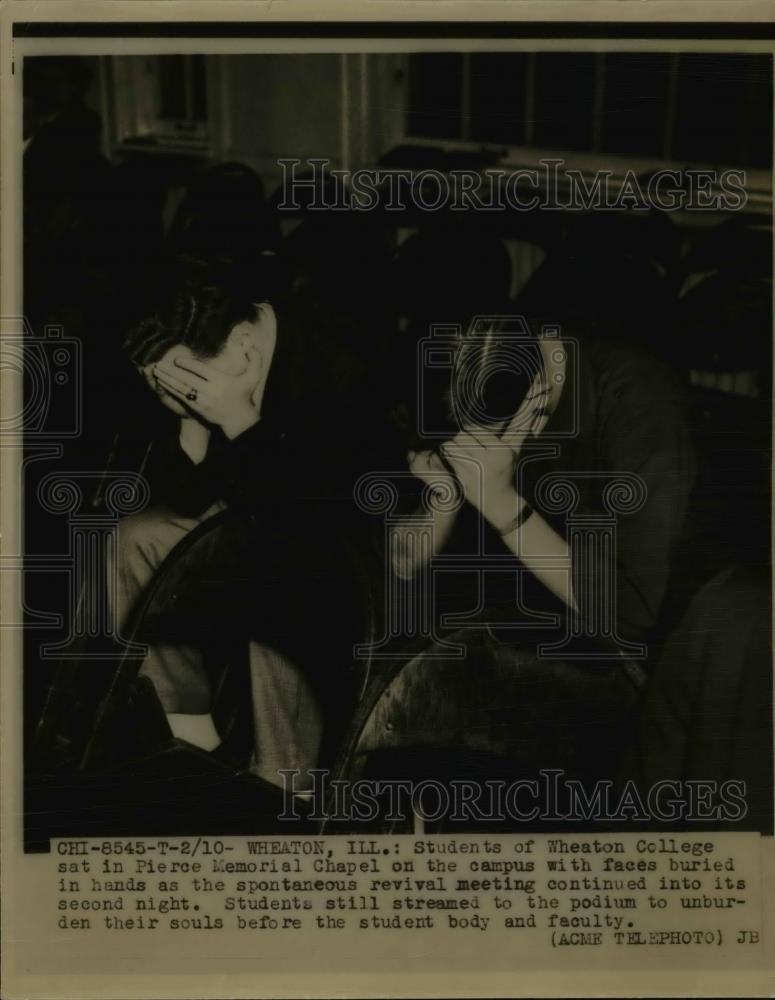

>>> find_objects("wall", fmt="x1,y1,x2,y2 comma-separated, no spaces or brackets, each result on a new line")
215,53,407,197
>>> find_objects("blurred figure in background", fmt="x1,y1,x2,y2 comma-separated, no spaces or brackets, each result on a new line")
23,57,126,484
23,56,114,332
387,222,514,446
167,161,280,264
278,182,395,396
392,221,514,336
515,208,680,362
618,563,772,832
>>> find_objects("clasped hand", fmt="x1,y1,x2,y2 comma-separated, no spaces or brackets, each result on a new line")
407,376,549,530
409,429,522,533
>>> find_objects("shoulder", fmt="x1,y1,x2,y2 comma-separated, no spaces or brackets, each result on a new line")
576,338,697,473
579,336,689,411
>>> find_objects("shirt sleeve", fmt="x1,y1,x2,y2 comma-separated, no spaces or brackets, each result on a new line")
574,350,698,644
210,418,287,515
146,430,224,518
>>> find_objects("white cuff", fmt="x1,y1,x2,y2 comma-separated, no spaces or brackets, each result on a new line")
166,713,221,752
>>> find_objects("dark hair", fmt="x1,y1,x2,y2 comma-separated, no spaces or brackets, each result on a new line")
399,313,545,451
122,255,265,367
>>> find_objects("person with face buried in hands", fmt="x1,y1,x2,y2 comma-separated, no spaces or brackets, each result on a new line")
393,319,698,643
119,257,374,791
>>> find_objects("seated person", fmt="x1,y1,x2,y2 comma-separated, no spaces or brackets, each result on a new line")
118,255,386,788
383,315,700,783
393,316,698,643
617,563,772,832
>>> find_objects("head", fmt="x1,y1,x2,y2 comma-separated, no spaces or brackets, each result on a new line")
392,223,513,335
168,162,279,262
124,256,268,360
24,57,93,133
397,314,547,453
123,256,277,407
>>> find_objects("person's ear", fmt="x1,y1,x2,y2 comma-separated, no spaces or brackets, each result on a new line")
229,305,274,350
254,302,277,340
227,320,258,353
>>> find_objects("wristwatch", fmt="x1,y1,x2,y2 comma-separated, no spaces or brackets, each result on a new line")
499,502,534,535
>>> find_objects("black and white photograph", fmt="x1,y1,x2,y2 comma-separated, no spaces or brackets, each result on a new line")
2,6,773,999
